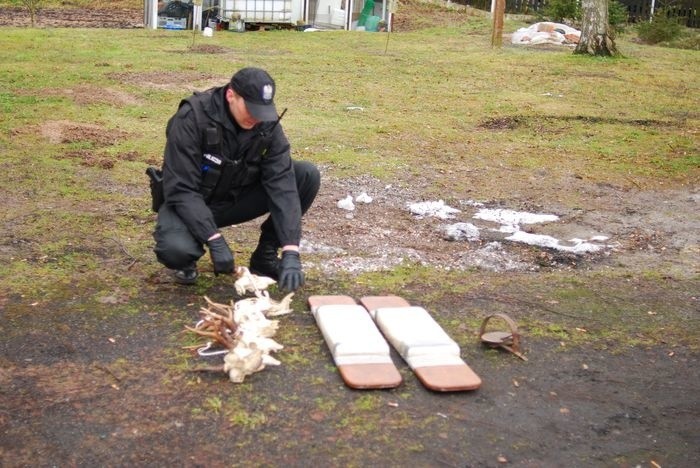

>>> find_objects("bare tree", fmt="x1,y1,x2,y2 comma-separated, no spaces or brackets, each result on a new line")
574,0,620,56
22,0,43,27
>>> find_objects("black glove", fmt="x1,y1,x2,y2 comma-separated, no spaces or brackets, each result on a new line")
278,250,304,291
207,236,234,275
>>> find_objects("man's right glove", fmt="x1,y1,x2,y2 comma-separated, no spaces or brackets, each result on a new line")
207,236,234,275
278,250,304,291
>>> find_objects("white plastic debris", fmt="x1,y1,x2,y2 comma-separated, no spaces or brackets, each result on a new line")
337,195,355,211
355,192,373,204
511,22,580,46
202,27,213,37
408,200,460,219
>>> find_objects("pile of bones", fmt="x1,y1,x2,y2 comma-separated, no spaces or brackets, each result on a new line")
185,267,294,383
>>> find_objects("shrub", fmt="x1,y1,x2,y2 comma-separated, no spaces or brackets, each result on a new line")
539,0,581,24
608,0,629,34
637,9,684,44
539,0,627,32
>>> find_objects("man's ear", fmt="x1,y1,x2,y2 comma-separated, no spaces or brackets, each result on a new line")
225,87,234,104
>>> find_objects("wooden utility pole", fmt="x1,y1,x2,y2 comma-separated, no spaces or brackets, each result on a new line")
491,0,506,48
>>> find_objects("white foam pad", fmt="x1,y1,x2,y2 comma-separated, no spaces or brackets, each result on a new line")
374,306,460,360
314,304,391,364
406,354,466,368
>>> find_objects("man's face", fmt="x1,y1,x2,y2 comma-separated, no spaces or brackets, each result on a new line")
226,87,260,130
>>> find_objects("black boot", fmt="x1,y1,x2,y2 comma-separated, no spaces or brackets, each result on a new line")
173,263,198,285
249,241,280,280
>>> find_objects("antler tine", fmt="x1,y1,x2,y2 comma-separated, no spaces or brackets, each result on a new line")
184,325,236,350
199,308,237,333
203,296,233,316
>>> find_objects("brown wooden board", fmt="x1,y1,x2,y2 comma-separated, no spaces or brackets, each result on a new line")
359,296,481,392
307,295,402,390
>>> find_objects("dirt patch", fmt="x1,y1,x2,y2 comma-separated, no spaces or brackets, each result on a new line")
301,170,699,277
36,120,127,146
107,70,227,92
15,85,142,107
188,44,232,54
0,6,143,28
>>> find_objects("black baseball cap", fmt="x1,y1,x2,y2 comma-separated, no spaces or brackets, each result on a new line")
229,67,279,122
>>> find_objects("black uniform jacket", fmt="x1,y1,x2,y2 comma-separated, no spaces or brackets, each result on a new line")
161,85,302,246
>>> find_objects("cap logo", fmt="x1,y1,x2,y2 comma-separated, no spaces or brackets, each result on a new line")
262,84,273,102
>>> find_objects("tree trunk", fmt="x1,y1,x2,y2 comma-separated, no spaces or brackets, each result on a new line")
574,0,620,56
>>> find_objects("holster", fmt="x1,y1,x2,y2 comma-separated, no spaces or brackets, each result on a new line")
146,166,164,213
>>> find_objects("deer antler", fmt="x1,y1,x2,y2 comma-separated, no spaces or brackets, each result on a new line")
185,297,239,351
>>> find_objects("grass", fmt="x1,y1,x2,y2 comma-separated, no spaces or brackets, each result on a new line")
0,11,698,354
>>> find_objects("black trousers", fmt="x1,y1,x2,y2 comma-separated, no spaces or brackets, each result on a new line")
153,160,320,270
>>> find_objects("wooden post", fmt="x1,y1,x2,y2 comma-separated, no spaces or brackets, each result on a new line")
491,0,505,48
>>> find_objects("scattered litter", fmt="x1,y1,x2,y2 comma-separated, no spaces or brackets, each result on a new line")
202,27,213,37
337,195,355,211
345,106,364,111
542,92,564,98
409,200,460,219
511,22,581,46
355,192,373,204
497,455,508,464
443,222,480,241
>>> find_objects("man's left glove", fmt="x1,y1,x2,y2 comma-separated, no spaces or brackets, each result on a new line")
278,250,304,291
207,236,235,275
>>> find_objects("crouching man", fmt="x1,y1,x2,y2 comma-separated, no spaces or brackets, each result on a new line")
151,67,320,291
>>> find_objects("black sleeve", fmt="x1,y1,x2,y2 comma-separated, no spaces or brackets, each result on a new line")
161,104,219,243
259,125,302,246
